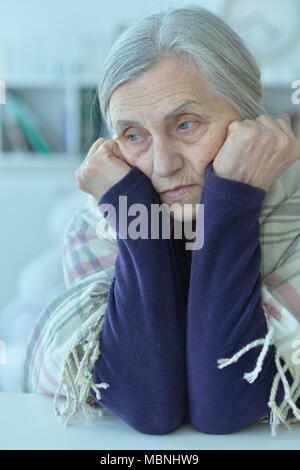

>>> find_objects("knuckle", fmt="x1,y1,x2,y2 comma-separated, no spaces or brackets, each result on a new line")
87,138,106,157
101,141,112,152
278,134,289,148
96,138,107,151
244,126,259,140
278,139,287,150
94,137,106,148
257,114,271,124
228,121,240,130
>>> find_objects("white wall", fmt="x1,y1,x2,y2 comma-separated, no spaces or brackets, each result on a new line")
0,165,80,311
1,0,300,81
0,0,226,76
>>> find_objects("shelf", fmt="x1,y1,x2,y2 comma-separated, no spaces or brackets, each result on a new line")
0,74,298,167
1,73,298,90
0,79,106,157
0,153,82,170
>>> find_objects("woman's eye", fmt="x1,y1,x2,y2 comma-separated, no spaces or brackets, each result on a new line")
126,134,139,142
179,121,195,130
124,130,146,142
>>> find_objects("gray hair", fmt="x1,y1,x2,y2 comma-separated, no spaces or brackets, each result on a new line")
98,4,267,136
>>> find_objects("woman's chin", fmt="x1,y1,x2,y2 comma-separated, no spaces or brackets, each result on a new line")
162,185,203,223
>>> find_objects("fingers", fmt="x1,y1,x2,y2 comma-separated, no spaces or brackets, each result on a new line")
111,140,127,161
91,138,124,159
85,137,105,160
103,139,129,164
276,114,294,136
279,113,292,126
76,138,105,180
77,137,128,175
256,114,283,132
83,136,129,170
256,114,293,137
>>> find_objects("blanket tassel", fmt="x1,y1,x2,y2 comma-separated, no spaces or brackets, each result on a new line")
217,326,275,384
217,326,300,436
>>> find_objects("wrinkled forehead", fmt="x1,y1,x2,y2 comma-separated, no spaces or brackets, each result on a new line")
108,89,215,136
107,59,209,125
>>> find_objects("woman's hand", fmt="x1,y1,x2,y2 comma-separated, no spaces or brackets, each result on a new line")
212,114,300,191
75,138,132,200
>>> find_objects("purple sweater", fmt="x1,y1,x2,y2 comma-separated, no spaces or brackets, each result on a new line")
89,161,285,435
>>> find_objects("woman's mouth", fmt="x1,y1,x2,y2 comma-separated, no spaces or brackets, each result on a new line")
162,185,197,201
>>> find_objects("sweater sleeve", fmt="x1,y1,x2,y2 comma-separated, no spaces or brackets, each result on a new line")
186,161,285,435
89,165,188,435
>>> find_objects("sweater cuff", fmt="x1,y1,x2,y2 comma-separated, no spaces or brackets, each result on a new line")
98,165,149,207
204,161,266,204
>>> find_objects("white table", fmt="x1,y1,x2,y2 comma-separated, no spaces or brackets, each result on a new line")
1,392,300,450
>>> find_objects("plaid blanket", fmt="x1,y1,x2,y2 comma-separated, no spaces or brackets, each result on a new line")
21,159,300,435
21,196,118,424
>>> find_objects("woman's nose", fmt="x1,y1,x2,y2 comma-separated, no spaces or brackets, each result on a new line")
152,134,183,176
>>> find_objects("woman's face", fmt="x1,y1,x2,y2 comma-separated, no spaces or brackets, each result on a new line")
109,54,242,222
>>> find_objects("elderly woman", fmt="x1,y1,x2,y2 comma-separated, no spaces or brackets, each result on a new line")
22,5,300,436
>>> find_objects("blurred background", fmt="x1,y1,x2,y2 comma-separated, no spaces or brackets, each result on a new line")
0,0,300,392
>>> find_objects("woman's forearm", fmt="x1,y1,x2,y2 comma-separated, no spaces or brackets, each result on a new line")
186,162,285,434
89,166,188,435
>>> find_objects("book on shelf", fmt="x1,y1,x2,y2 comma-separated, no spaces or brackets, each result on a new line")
2,104,32,151
3,91,62,154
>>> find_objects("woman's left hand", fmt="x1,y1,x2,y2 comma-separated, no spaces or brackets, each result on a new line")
212,114,300,192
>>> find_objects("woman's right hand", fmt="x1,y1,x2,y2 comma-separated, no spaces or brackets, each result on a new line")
75,137,132,200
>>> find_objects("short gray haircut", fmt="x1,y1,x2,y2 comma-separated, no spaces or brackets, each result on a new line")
98,4,267,136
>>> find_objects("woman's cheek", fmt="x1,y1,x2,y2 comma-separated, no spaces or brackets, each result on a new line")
199,129,227,163
123,153,143,169
188,141,215,169
128,154,153,178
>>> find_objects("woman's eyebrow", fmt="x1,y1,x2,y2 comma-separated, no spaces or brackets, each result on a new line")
113,100,202,131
